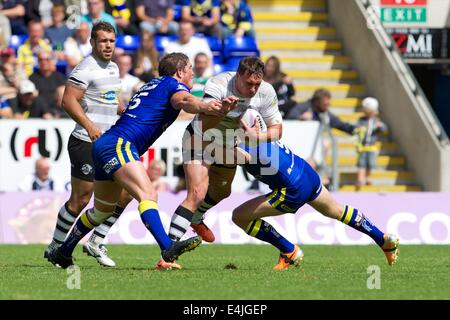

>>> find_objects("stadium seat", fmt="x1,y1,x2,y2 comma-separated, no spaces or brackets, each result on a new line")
206,35,223,64
8,34,28,52
225,56,242,72
154,35,178,55
213,63,226,75
223,36,260,59
173,4,182,22
115,35,140,54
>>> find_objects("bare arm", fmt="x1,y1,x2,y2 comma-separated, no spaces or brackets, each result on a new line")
62,83,102,141
170,91,223,116
0,4,25,18
136,5,155,23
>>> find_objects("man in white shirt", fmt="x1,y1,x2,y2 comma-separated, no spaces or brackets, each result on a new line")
164,21,213,77
117,54,144,105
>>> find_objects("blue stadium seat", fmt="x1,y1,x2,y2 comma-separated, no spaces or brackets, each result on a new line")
115,35,140,54
213,63,226,75
173,4,182,22
154,35,178,55
225,56,242,72
8,34,28,52
223,36,259,59
206,35,223,64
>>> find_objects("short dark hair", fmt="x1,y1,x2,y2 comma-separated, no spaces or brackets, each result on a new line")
159,53,190,76
91,21,115,40
237,57,265,77
312,88,331,102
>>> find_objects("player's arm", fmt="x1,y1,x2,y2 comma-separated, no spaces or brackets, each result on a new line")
62,83,102,141
170,91,224,117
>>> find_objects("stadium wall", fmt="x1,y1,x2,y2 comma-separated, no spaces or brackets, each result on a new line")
0,192,449,244
328,0,450,191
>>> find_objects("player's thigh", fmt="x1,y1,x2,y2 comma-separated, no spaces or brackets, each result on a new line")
94,180,122,212
308,186,343,220
113,161,156,203
183,160,210,195
232,195,284,228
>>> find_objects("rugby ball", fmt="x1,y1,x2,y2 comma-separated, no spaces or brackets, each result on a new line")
240,109,267,132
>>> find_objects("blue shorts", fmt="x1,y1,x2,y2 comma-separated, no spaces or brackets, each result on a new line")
265,161,322,213
92,134,140,181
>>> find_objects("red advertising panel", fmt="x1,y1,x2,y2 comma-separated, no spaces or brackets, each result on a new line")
381,0,427,5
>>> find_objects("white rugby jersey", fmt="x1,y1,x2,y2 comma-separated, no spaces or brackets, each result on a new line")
192,72,282,138
67,54,121,142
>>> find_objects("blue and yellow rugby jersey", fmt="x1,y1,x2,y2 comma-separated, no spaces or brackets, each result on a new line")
242,141,305,190
242,141,322,212
106,76,189,155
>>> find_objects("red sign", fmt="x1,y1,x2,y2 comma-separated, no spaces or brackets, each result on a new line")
381,0,427,5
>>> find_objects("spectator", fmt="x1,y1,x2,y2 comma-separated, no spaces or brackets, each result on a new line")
117,54,143,105
0,48,28,111
105,0,139,35
29,50,67,117
13,79,53,119
355,97,387,189
0,14,12,48
0,0,27,35
191,52,209,97
264,56,297,118
25,0,62,28
181,0,221,38
136,0,178,35
286,88,356,134
164,21,213,76
45,4,74,58
220,0,254,38
80,0,117,32
17,20,52,77
132,30,159,82
0,96,13,118
18,157,62,191
147,160,171,193
63,21,92,72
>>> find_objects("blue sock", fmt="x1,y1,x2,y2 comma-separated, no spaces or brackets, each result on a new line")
245,219,295,253
139,200,172,251
340,205,385,246
60,210,96,257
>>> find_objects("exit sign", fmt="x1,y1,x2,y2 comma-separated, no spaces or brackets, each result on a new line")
381,7,427,22
381,0,427,5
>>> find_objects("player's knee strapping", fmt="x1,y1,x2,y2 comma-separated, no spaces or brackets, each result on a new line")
245,219,294,253
139,200,172,250
339,205,384,246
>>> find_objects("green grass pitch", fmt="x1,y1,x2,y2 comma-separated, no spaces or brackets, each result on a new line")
0,244,449,299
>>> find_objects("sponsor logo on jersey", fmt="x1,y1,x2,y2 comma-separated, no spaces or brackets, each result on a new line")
101,90,118,101
103,157,119,174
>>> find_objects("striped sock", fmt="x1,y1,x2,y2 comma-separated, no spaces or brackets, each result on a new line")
89,206,124,245
139,200,172,250
245,219,295,253
59,209,97,257
339,205,385,246
168,206,194,240
52,202,77,245
191,193,218,224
